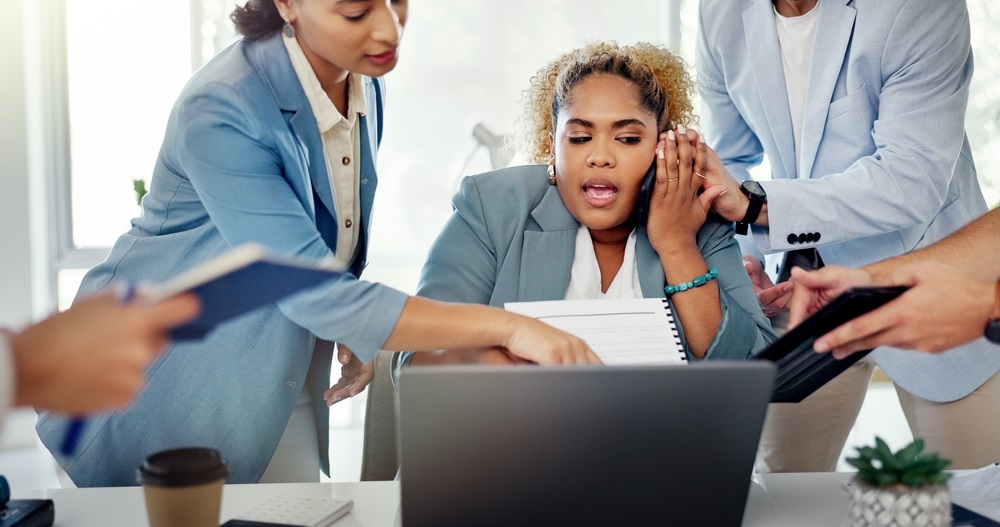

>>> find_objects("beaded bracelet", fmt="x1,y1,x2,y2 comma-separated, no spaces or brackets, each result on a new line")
664,268,718,296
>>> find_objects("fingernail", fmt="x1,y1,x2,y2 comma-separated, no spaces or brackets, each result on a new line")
699,135,706,144
719,189,727,196
339,354,350,365
657,149,664,159
326,396,345,406
667,130,675,141
677,124,687,134
814,340,829,353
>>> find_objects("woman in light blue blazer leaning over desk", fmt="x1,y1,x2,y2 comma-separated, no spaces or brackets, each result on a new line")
36,0,600,487
398,42,777,370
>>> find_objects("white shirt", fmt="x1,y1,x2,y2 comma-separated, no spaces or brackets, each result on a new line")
282,32,367,269
0,335,15,431
564,226,643,300
774,3,819,173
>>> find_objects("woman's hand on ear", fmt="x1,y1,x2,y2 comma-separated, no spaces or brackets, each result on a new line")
647,127,723,253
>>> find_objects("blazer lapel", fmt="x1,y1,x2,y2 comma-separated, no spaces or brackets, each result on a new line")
254,34,337,224
743,0,796,180
357,78,379,245
798,0,857,178
519,187,578,301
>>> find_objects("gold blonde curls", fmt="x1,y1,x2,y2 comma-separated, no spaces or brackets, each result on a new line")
515,41,696,164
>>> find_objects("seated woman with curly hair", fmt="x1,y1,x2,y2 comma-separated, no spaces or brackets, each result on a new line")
401,41,776,366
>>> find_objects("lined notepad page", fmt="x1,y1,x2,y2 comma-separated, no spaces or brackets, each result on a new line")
505,298,686,365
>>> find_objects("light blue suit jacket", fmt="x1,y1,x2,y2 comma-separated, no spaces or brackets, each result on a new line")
35,33,408,486
697,0,1000,401
405,166,777,364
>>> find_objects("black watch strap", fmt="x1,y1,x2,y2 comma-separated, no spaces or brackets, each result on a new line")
987,281,1000,344
736,198,764,236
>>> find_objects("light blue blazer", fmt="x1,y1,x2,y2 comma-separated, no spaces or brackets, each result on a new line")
696,0,1000,401
35,33,408,486
406,166,777,363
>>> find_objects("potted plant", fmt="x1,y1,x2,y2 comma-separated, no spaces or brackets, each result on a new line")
845,436,952,527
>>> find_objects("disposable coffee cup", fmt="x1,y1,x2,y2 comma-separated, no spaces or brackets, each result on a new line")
139,447,229,527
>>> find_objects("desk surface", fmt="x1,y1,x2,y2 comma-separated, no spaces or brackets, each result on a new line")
14,473,858,527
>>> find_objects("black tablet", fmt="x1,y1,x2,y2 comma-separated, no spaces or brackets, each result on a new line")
753,286,907,403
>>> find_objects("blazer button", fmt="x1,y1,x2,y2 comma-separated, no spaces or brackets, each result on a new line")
814,232,821,242
787,233,799,244
342,156,351,166
803,233,813,243
345,218,353,228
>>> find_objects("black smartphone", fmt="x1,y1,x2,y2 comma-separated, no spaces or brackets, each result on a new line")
633,160,657,225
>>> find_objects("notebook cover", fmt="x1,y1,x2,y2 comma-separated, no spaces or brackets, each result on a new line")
753,286,907,403
953,502,1000,526
144,245,345,341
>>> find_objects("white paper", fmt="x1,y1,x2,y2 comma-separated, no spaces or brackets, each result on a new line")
505,298,686,365
950,463,1000,520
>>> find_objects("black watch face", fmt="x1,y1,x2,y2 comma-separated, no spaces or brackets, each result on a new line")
987,319,1000,344
741,180,765,199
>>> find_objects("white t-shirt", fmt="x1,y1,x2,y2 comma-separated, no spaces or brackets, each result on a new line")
774,3,819,172
564,225,643,300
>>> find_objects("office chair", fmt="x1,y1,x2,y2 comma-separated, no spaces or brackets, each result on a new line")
359,351,400,481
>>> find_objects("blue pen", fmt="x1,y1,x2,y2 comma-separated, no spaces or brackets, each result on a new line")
60,282,138,458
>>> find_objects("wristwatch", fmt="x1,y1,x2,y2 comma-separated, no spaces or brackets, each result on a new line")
986,280,1000,344
737,180,766,235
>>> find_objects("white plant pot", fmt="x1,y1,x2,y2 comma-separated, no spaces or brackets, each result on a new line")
847,477,951,527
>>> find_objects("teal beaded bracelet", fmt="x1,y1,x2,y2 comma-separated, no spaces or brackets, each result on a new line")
664,268,718,296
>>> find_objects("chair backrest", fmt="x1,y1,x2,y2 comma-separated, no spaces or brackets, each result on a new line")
359,350,399,481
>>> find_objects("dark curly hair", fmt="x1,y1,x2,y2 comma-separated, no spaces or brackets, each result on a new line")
231,0,285,41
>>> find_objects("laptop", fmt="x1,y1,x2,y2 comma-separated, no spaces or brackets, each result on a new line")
397,362,775,527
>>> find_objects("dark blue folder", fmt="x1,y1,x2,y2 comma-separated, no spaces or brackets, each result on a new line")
145,244,345,340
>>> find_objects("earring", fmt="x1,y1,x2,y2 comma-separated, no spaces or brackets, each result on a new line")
282,19,295,38
547,164,557,185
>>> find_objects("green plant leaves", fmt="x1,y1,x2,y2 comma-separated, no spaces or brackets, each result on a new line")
848,436,952,488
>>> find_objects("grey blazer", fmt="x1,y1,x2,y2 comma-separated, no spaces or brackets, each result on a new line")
407,165,777,362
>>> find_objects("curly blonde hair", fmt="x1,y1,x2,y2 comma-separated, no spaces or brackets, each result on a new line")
515,41,696,164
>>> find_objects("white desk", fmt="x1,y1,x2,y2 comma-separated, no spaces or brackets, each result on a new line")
12,473,861,526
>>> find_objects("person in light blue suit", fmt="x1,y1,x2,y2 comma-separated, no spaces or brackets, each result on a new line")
398,42,776,371
695,0,1000,471
35,0,599,487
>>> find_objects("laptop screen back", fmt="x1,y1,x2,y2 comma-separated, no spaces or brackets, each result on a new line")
398,362,775,527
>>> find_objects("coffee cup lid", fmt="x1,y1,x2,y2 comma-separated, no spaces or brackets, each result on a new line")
138,447,229,487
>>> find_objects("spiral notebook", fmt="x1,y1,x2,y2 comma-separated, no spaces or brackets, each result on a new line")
504,298,686,365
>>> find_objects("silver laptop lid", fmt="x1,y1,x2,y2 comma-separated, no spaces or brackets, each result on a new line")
399,362,775,527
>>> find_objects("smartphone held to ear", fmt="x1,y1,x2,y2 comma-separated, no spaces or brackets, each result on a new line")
633,161,657,226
